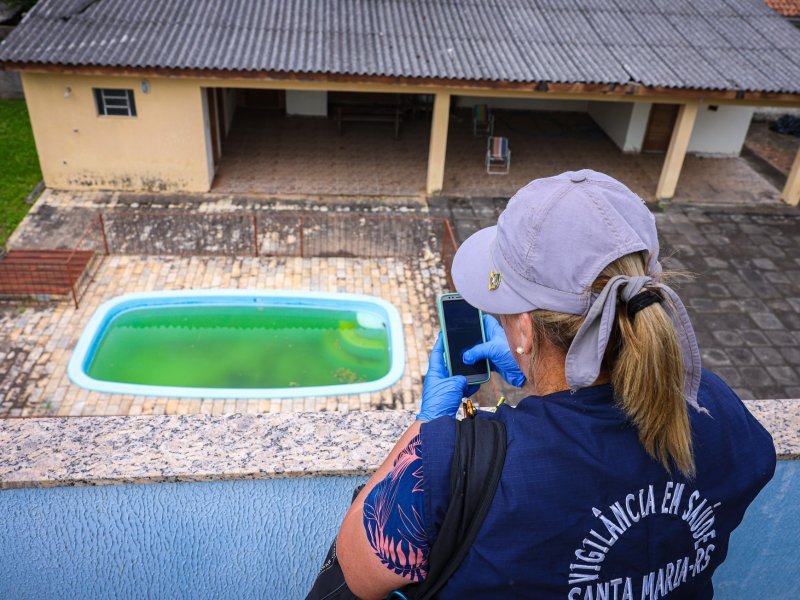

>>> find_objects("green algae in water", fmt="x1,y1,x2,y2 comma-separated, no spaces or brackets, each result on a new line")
87,305,391,389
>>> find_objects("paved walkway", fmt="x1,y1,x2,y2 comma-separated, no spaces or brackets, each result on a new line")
7,189,428,250
430,198,800,401
2,188,798,417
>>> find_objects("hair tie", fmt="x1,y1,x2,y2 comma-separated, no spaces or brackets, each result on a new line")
626,289,663,319
565,274,705,414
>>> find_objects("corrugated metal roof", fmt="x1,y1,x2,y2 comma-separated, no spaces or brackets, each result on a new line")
1,0,799,93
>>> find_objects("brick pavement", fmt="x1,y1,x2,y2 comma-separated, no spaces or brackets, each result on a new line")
0,255,445,417
3,191,458,418
430,198,800,401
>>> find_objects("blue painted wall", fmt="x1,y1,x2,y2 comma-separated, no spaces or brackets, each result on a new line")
714,460,800,597
0,463,796,599
0,476,367,600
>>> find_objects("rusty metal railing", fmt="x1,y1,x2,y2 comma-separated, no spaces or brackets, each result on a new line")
0,215,107,308
441,219,459,291
1,211,457,307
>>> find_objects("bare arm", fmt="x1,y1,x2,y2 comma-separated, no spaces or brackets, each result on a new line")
336,332,472,597
337,420,423,600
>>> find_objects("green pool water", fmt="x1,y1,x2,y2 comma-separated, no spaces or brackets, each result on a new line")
87,305,391,389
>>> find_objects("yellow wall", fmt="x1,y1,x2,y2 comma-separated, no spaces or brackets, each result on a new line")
21,73,212,192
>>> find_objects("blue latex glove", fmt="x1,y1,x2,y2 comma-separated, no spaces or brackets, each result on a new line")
417,333,479,421
462,314,527,388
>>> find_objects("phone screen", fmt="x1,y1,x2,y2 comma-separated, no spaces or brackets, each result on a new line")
441,297,489,380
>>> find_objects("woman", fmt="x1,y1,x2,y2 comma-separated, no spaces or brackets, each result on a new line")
336,170,776,599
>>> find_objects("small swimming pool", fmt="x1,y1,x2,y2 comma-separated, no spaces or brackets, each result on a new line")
68,290,405,399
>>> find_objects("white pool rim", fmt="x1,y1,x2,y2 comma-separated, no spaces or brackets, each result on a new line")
67,289,406,399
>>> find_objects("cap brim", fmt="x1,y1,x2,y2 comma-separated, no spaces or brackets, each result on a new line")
451,225,539,315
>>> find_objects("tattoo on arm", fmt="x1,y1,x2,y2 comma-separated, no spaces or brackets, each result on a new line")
363,435,429,582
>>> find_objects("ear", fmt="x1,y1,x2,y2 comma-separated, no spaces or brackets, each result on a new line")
504,312,534,354
516,312,535,354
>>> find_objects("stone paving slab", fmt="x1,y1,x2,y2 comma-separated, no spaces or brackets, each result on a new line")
0,255,446,417
430,198,800,401
7,189,429,250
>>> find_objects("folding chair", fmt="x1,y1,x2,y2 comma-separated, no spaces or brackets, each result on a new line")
486,136,511,175
473,104,494,136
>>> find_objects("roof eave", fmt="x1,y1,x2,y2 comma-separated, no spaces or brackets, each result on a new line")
3,61,800,106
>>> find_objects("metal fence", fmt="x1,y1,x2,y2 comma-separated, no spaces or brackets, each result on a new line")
440,219,458,291
0,211,457,307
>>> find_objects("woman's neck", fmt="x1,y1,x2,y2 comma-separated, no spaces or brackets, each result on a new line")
522,348,610,397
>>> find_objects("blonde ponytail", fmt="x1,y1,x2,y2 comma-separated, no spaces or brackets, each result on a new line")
527,251,695,478
608,255,694,477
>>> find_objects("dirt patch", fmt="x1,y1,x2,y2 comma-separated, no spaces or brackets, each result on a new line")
745,120,800,176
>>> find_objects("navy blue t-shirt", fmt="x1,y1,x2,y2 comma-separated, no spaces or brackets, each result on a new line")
363,369,776,598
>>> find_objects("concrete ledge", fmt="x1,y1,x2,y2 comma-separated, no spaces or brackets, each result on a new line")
0,400,797,489
0,411,415,489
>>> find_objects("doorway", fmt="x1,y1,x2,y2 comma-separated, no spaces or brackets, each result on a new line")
205,88,228,169
642,104,679,152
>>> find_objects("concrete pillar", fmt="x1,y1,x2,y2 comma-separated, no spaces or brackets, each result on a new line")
781,145,800,207
426,93,451,195
656,101,699,201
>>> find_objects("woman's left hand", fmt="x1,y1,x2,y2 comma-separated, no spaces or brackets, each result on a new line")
417,333,479,421
463,314,527,387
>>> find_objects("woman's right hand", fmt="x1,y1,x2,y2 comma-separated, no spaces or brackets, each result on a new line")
417,333,478,421
462,314,527,388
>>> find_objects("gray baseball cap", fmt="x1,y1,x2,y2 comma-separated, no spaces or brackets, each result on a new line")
452,169,661,316
451,169,703,409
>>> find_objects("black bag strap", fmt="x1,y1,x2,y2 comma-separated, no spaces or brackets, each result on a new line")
400,417,507,600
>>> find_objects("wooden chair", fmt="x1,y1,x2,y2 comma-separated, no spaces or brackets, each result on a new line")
486,136,511,175
473,104,494,136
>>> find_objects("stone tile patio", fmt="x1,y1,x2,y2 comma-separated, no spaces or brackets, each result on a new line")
7,189,429,250
0,254,446,417
212,109,782,205
443,110,781,205
431,199,800,402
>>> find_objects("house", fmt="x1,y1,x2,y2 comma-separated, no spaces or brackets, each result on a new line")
0,3,23,99
1,0,799,204
765,0,800,27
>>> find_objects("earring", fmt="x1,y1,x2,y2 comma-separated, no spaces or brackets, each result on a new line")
516,347,524,355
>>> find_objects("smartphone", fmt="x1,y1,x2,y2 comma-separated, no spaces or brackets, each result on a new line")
437,293,491,385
